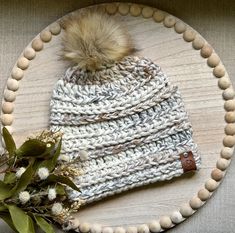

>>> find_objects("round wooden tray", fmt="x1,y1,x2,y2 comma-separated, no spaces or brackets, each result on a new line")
1,2,234,232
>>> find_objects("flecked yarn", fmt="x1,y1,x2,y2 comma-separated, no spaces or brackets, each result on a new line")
50,56,201,204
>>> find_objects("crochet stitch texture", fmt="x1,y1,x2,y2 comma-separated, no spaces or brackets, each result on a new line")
50,56,201,204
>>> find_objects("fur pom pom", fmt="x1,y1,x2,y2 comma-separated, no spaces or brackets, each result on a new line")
61,9,134,71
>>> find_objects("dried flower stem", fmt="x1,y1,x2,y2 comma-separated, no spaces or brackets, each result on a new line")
0,157,14,168
0,166,17,174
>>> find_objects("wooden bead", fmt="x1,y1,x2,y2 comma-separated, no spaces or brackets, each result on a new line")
189,197,203,210
24,47,36,60
103,227,113,233
142,7,154,18
179,204,193,217
79,222,90,233
17,57,29,70
137,224,149,233
49,22,61,35
183,29,196,42
192,35,205,50
11,67,24,80
40,30,52,42
130,4,142,16
91,224,102,233
205,178,218,192
114,227,125,233
200,44,213,58
163,15,176,28
224,100,235,111
96,4,106,13
225,111,235,123
105,4,117,15
159,216,172,229
32,39,43,51
223,88,235,100
4,90,16,102
211,168,224,181
174,21,186,34
217,158,229,170
223,135,235,147
219,76,231,90
7,79,19,91
225,123,235,135
198,188,210,201
207,53,220,67
65,218,80,230
2,102,14,114
148,220,161,233
1,114,14,126
221,147,234,159
170,211,184,224
213,64,225,78
126,227,137,233
118,3,130,16
153,10,165,22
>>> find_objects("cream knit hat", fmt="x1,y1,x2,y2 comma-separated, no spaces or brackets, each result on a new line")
50,55,201,204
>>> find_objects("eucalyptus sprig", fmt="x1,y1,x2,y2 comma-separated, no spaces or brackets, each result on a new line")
0,127,80,233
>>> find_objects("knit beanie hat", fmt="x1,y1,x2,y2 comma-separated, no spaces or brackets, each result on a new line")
49,10,201,205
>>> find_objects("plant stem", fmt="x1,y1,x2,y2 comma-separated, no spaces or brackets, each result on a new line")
0,167,16,174
25,205,52,210
32,213,52,218
11,156,17,168
0,157,14,168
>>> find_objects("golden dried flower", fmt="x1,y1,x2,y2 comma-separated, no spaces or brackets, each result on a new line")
54,165,83,178
29,130,63,144
70,199,85,211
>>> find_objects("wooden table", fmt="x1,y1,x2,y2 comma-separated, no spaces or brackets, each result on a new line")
0,1,234,233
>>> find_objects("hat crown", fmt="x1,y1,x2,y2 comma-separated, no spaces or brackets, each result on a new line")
52,56,173,117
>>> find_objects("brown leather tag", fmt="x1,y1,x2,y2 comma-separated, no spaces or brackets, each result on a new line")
180,151,197,173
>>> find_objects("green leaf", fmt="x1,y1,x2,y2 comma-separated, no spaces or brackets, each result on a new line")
15,139,47,158
55,184,66,196
28,215,36,233
0,204,7,212
47,174,80,191
4,172,16,184
0,212,17,232
0,180,12,201
2,127,16,157
39,139,62,172
7,205,35,233
11,162,35,196
0,163,35,200
51,139,62,165
34,215,55,233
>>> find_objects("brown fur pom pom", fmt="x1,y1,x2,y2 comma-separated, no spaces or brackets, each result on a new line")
61,9,134,71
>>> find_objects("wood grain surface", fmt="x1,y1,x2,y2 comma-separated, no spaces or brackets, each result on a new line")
0,1,234,233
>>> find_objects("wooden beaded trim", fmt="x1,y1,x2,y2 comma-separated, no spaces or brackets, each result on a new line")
0,2,234,232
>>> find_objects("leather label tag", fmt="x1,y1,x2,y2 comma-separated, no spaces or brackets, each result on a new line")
180,151,197,173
